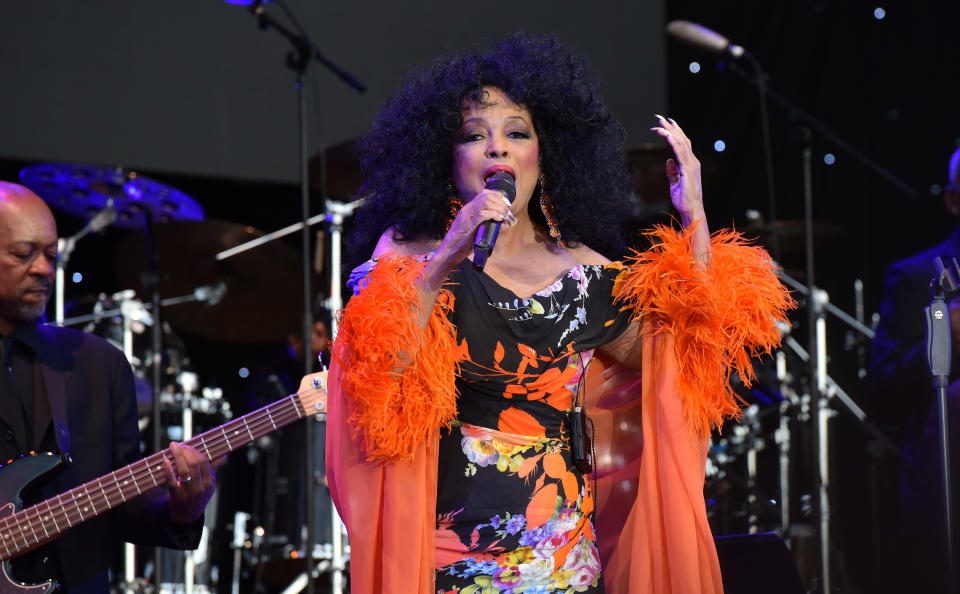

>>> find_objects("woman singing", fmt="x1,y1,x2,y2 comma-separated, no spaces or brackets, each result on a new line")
310,33,793,594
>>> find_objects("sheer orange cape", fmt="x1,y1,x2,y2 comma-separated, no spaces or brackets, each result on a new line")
325,226,794,593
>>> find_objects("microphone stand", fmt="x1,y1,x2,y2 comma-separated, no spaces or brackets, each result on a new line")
925,256,959,592
737,52,780,261
237,4,364,594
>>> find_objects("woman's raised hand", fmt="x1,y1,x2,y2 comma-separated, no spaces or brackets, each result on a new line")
651,115,705,227
651,115,710,265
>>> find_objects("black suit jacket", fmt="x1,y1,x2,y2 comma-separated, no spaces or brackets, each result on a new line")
0,324,201,594
867,226,960,433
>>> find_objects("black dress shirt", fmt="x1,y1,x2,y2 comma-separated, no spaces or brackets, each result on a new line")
1,323,55,453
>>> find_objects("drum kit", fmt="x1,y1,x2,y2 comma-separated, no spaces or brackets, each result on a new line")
19,161,345,594
698,213,901,591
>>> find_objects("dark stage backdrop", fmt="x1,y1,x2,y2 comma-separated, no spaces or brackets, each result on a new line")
665,2,960,593
0,0,668,409
0,0,666,183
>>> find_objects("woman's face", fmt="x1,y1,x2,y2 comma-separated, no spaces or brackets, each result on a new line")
452,87,539,211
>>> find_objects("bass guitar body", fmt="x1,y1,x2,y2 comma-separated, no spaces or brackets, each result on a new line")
0,453,66,594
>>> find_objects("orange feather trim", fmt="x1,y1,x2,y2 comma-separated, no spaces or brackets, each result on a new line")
612,224,796,439
334,256,463,463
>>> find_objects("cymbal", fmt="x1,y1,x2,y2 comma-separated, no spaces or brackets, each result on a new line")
115,220,311,344
308,138,363,200
744,219,843,239
625,143,672,208
625,143,716,207
19,163,204,228
743,219,843,256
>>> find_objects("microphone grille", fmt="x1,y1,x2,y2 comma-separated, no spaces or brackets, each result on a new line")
485,171,516,203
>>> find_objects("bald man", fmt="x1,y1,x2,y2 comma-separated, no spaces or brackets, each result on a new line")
0,182,215,593
866,147,960,592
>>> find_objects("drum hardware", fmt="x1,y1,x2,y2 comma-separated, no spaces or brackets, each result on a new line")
742,214,843,266
237,413,343,594
158,368,219,594
61,286,228,592
52,199,117,324
22,162,204,333
115,220,311,344
775,348,801,538
707,401,781,535
679,36,914,590
59,285,227,330
773,269,899,592
212,201,359,594
230,511,253,594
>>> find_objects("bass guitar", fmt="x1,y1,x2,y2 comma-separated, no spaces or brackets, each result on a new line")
0,374,327,594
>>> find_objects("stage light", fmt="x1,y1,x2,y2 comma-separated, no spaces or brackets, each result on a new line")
824,153,836,165
874,7,886,19
689,61,701,74
238,367,250,378
713,140,726,152
72,272,83,283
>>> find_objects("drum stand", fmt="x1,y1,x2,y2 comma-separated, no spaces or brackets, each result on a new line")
215,198,358,594
53,200,117,324
104,293,155,594
773,348,799,539
774,269,900,590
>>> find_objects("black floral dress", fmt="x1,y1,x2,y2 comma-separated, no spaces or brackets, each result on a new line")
433,259,631,594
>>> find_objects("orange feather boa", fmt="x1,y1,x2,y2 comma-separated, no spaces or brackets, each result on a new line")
611,225,796,438
334,256,463,462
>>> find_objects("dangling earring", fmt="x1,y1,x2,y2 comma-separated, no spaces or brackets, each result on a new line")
445,183,463,233
538,172,565,247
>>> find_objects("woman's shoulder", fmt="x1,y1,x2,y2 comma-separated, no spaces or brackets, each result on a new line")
372,226,442,258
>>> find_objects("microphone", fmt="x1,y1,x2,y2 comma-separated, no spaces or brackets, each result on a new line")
666,20,746,58
472,171,516,273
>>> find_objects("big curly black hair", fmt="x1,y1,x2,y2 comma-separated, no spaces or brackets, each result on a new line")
348,32,636,265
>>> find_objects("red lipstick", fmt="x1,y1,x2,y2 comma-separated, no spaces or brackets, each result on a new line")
483,165,516,181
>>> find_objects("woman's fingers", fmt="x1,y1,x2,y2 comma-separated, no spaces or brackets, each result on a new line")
652,115,695,163
442,190,516,259
651,115,704,218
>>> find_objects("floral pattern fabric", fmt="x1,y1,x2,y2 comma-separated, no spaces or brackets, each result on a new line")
434,260,631,594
